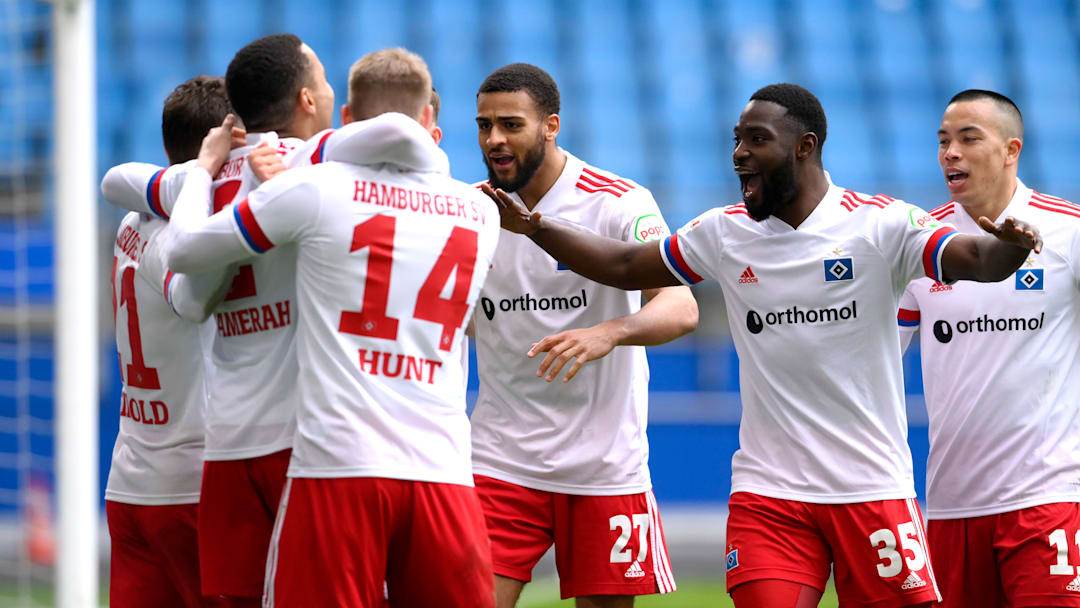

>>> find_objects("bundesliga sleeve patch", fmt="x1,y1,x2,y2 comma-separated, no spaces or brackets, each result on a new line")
633,214,669,242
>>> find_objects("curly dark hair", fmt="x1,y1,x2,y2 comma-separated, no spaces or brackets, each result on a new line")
477,63,560,117
161,75,233,164
750,83,827,156
225,33,308,132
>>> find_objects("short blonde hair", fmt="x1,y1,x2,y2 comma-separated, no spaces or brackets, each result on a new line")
348,48,432,121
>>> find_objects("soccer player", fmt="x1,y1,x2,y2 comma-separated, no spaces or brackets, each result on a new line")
467,63,697,608
164,49,499,608
101,34,335,607
897,90,1080,607
105,75,233,608
483,83,1043,608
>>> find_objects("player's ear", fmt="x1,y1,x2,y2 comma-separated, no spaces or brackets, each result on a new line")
544,113,560,142
298,87,316,116
341,104,353,125
430,125,443,146
418,104,434,131
796,132,818,161
1004,137,1022,168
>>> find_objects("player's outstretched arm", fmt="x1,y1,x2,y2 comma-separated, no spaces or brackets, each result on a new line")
529,286,698,382
483,184,681,290
101,162,169,216
940,216,1043,283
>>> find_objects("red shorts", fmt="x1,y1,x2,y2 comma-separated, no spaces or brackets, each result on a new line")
473,474,676,599
265,477,493,608
198,448,290,598
927,502,1080,607
106,500,203,608
725,492,940,607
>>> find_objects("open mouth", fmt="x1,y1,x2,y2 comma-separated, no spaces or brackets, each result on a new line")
489,152,514,170
738,172,762,200
945,170,968,190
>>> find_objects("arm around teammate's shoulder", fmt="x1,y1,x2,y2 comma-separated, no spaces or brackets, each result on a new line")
940,215,1043,283
483,184,682,290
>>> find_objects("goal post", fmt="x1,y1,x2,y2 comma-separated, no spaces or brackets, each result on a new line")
52,0,98,605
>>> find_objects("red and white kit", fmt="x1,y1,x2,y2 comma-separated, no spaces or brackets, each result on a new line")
107,211,212,608
168,113,500,607
660,176,953,603
102,129,331,598
899,181,1080,607
469,150,676,598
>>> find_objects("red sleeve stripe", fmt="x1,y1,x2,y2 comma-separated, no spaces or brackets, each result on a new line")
581,167,634,191
922,226,957,282
1030,192,1080,218
723,208,751,217
848,191,888,208
897,308,920,327
162,271,175,302
310,130,334,165
576,182,626,198
662,234,704,284
232,198,275,253
929,201,955,214
145,168,169,219
1032,191,1077,206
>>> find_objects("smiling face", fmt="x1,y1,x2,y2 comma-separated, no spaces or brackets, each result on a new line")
732,100,802,221
476,90,550,192
938,98,1021,208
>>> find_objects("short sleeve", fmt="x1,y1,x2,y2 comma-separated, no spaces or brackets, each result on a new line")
232,170,324,255
897,282,921,352
658,208,725,286
102,161,195,219
602,188,671,245
873,201,959,289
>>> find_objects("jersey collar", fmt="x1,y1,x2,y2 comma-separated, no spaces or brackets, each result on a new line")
994,178,1033,224
507,148,582,212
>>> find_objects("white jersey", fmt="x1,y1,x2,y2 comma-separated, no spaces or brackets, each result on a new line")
899,181,1080,519
469,151,670,495
106,212,209,505
174,114,500,485
659,177,959,503
105,131,331,460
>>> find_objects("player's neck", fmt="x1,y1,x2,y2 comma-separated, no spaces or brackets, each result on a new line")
958,176,1017,224
518,149,567,210
775,167,830,229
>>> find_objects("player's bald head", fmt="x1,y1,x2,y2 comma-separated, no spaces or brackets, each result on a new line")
946,89,1024,142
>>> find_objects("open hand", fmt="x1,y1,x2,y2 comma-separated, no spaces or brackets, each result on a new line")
977,215,1043,254
249,141,287,182
528,325,618,382
196,114,240,177
480,183,543,235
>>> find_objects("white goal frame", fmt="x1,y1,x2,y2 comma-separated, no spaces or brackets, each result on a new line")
51,0,98,606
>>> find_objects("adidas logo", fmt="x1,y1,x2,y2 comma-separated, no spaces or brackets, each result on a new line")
738,266,759,284
928,281,952,293
901,571,927,590
624,561,646,579
1067,574,1080,592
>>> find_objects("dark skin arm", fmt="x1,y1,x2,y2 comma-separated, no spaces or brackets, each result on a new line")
482,184,682,290
485,184,1044,288
940,216,1043,283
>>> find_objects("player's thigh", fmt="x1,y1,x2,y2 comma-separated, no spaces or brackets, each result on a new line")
198,459,281,598
926,516,1006,608
107,501,189,608
820,498,941,607
266,477,393,608
474,474,556,583
139,503,204,608
996,502,1080,608
385,481,494,608
245,448,291,512
553,490,675,600
730,579,823,608
724,492,831,594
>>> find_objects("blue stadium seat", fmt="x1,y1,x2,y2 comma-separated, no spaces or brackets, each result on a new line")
713,0,792,105
500,1,559,69
929,0,1007,94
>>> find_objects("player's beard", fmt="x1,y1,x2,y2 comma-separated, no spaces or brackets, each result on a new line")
484,129,546,193
746,156,799,221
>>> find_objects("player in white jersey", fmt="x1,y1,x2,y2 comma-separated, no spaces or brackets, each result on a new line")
106,76,235,608
463,63,696,608
897,90,1080,607
484,83,1044,608
164,49,499,608
100,34,334,607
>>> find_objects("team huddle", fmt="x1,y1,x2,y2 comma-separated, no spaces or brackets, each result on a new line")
100,32,1080,608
